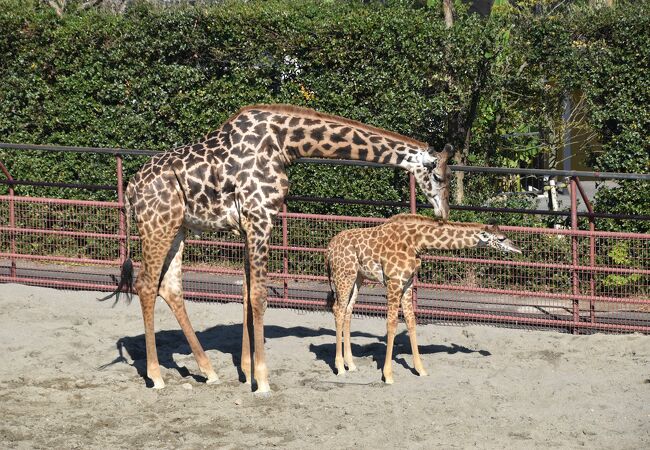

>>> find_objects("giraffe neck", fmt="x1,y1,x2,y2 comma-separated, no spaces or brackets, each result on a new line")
228,104,435,169
418,222,486,252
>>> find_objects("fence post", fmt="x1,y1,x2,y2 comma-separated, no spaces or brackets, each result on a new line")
575,177,596,324
282,202,289,304
409,173,418,316
570,177,580,333
409,173,417,213
116,155,126,265
0,160,16,278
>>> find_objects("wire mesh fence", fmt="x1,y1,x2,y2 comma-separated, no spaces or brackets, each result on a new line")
1,143,649,334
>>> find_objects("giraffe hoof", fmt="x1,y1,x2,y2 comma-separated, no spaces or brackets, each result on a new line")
417,369,428,377
206,374,221,385
151,379,166,389
255,379,271,392
346,364,357,372
254,383,272,397
253,390,273,398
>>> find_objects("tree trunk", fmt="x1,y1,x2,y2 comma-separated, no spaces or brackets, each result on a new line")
453,133,469,205
452,55,491,205
442,0,458,199
442,0,455,29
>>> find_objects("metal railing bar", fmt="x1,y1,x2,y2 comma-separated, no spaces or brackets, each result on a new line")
0,195,120,207
0,142,158,156
0,226,122,240
2,142,649,181
419,253,650,276
0,183,647,221
287,195,650,221
0,179,117,191
449,165,650,181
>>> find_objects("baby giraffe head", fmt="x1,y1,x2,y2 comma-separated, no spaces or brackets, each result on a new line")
476,225,522,254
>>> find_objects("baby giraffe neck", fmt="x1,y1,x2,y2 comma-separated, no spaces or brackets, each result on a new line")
415,223,484,252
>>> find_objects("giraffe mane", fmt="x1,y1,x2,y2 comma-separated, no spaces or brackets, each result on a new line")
386,213,496,230
232,104,427,148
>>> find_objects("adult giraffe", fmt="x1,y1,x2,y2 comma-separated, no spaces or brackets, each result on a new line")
105,104,452,394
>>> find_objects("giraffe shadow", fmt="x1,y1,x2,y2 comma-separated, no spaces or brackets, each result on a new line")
99,323,379,388
309,330,491,375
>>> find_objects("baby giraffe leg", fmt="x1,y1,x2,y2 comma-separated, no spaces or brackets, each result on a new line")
334,304,345,375
382,280,402,384
400,285,427,377
343,277,362,372
333,276,355,375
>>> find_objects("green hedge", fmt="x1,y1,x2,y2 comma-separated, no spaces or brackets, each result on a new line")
566,4,649,232
0,0,647,231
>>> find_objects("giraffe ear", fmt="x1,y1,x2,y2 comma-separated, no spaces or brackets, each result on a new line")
427,144,452,161
439,144,452,161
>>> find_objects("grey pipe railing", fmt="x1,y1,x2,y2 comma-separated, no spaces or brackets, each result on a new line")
1,142,648,181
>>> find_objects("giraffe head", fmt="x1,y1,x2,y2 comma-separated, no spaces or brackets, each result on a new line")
476,225,522,254
407,144,452,220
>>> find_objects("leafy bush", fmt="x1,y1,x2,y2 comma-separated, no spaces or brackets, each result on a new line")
0,0,647,231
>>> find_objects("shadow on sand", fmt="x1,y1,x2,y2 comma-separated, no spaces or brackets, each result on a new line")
309,331,492,375
100,324,491,387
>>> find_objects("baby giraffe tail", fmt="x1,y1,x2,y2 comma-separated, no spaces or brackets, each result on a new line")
325,252,336,308
98,187,135,306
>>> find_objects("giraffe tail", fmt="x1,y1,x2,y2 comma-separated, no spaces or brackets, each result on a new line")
325,252,336,308
98,184,135,306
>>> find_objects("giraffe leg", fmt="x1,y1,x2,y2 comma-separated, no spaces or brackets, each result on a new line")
138,280,164,389
240,262,254,385
383,280,402,384
332,275,355,376
158,230,219,384
241,222,272,395
400,285,427,377
333,305,345,376
136,232,179,389
343,277,362,372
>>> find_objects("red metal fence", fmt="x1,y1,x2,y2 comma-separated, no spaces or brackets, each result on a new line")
1,144,649,334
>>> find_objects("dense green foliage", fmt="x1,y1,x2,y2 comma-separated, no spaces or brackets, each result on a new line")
565,4,649,231
0,0,647,230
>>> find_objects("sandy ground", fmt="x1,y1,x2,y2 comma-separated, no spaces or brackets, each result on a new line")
0,283,648,449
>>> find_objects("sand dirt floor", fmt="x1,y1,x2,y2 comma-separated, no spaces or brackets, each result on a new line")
0,283,648,449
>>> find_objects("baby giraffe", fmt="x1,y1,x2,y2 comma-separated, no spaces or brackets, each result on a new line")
325,214,521,384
